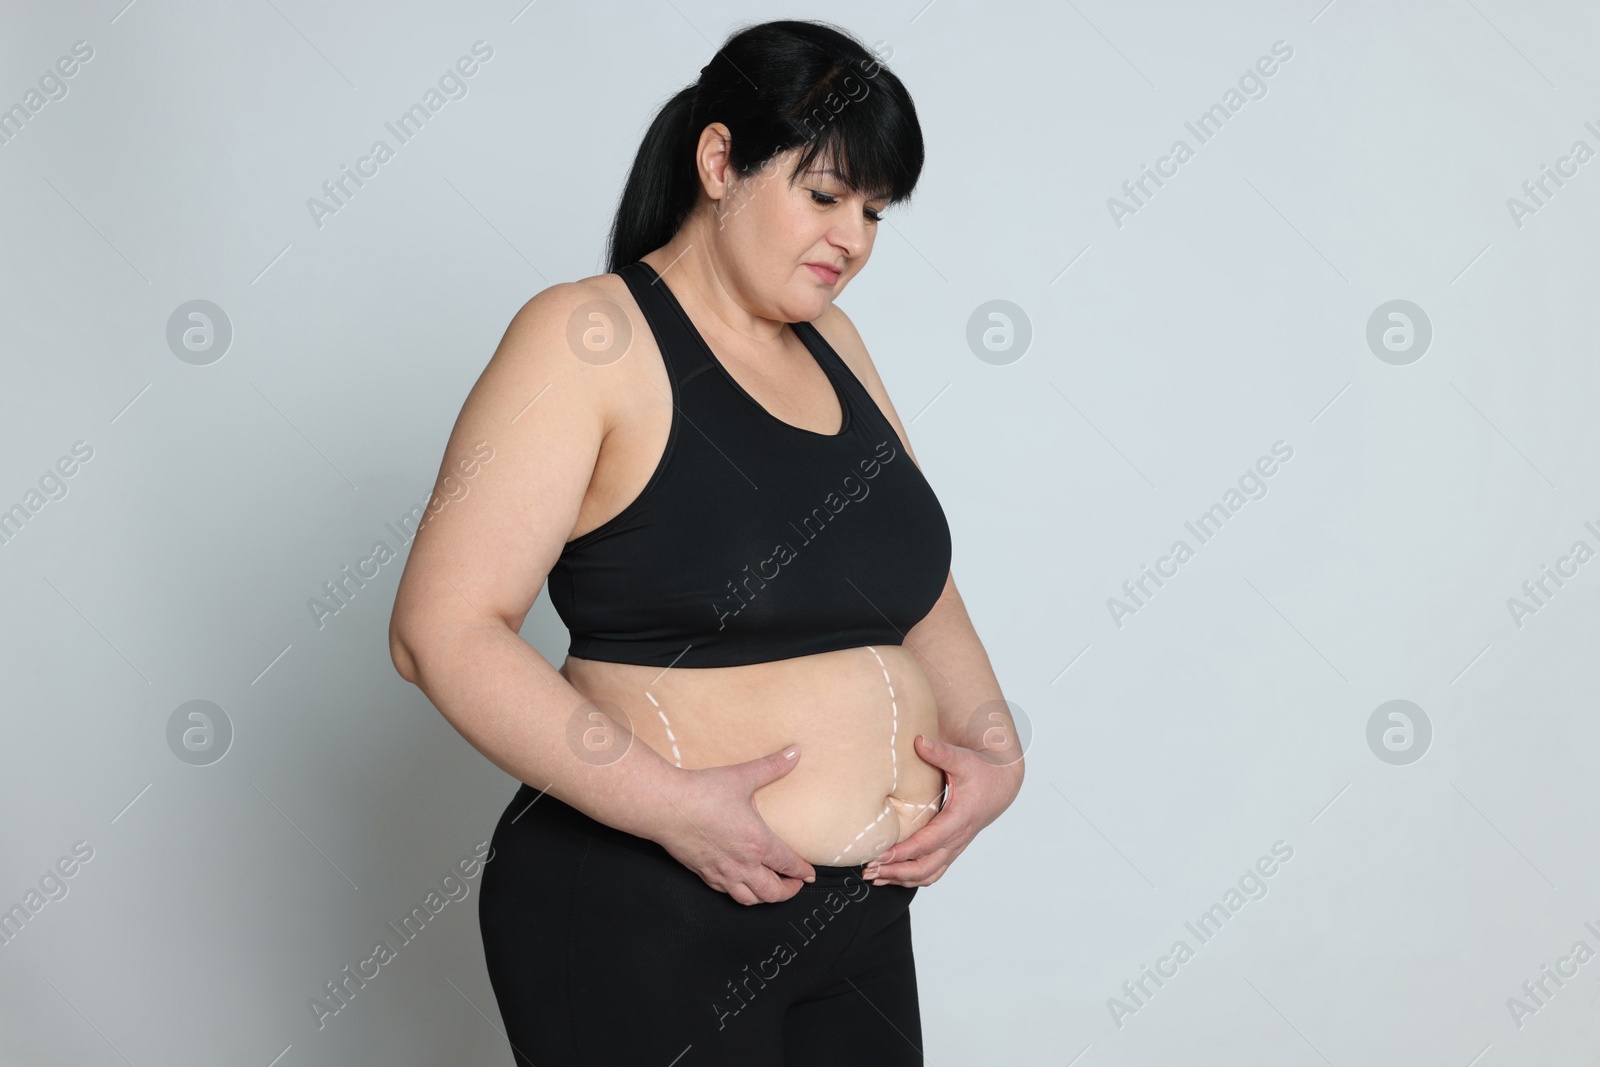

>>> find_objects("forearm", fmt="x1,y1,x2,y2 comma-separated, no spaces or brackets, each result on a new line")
398,619,681,842
907,574,1025,789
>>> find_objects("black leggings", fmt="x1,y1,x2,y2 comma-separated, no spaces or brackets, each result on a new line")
478,783,924,1065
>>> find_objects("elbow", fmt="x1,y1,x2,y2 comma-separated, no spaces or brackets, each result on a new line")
389,610,496,688
388,612,432,687
390,630,421,686
1006,752,1026,801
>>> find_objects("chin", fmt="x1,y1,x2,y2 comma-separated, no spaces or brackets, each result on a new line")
792,293,833,321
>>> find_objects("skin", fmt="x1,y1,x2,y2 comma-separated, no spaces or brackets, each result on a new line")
388,120,1023,905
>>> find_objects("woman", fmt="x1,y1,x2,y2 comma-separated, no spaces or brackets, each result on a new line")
389,19,1022,1065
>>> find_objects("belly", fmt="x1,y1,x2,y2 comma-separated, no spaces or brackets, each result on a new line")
559,645,946,866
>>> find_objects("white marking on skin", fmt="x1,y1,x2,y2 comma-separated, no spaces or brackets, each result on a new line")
870,646,898,794
831,800,893,865
831,646,942,865
645,690,682,767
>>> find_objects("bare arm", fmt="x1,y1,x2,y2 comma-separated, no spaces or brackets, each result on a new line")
388,283,814,904
387,282,680,841
907,574,1022,772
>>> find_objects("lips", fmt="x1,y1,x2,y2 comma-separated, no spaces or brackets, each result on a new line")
806,263,842,284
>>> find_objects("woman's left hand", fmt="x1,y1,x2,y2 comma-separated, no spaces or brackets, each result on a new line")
861,733,1023,887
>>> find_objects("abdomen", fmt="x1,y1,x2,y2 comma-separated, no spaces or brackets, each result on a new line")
562,645,946,865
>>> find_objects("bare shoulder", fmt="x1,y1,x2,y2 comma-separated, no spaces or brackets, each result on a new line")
390,269,643,644
810,302,925,467
484,269,646,420
500,269,633,366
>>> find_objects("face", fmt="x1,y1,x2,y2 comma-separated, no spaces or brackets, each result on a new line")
701,135,890,322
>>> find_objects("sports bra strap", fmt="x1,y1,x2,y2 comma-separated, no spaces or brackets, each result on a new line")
617,260,710,387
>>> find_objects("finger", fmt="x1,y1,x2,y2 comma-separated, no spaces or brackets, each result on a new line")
872,860,944,887
869,845,953,884
900,861,952,888
912,733,969,773
747,864,805,904
871,867,930,888
763,842,817,885
865,815,955,872
742,744,804,790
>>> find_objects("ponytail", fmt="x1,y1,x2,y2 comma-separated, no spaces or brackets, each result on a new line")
605,86,700,273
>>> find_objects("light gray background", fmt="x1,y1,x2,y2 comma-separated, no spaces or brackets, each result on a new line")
3,0,1598,1064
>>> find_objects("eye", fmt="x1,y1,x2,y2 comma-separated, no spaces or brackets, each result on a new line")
810,189,883,222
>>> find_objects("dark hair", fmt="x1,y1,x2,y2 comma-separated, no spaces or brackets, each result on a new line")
605,20,924,273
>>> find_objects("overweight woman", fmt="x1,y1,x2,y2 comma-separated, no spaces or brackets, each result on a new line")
389,19,1022,1066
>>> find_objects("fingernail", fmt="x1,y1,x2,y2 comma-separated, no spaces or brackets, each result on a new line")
783,745,799,759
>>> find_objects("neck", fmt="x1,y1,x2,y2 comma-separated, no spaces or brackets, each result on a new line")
643,235,788,349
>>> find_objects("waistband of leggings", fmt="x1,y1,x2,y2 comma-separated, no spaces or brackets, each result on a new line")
510,783,876,885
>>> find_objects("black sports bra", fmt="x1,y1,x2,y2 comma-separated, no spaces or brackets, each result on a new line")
545,260,952,669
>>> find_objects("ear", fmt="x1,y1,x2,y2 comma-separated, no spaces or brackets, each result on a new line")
694,121,735,201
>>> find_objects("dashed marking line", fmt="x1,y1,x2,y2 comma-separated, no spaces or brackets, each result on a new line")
645,690,682,767
643,648,940,863
831,646,942,865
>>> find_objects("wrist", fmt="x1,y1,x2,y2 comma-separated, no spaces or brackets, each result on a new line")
602,740,688,843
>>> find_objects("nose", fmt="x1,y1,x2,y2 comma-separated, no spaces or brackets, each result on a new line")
831,213,870,260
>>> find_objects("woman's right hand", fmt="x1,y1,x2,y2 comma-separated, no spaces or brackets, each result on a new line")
649,744,816,906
